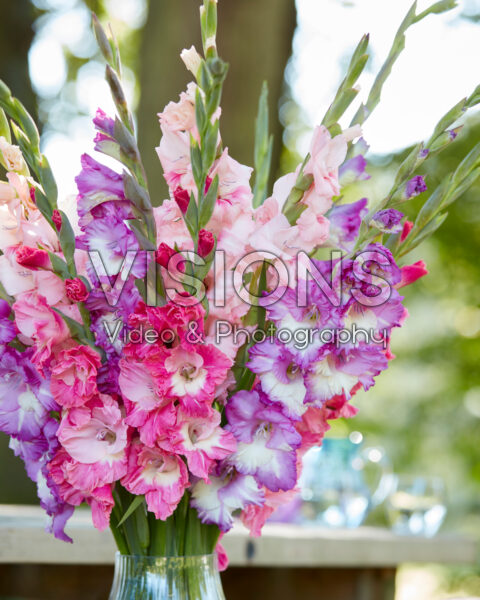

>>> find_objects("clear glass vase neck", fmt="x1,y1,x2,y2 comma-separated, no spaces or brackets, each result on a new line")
108,552,226,600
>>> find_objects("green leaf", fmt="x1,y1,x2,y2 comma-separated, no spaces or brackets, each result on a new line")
48,252,71,280
0,109,10,143
252,81,274,209
123,171,152,212
351,1,454,127
415,0,457,21
427,98,466,145
190,138,203,190
52,307,87,340
114,117,138,160
0,79,12,103
202,119,219,169
34,189,53,223
37,155,58,208
11,98,40,150
451,142,480,188
323,34,369,127
195,88,208,138
444,166,480,208
467,83,480,108
58,210,76,272
117,494,145,527
414,178,449,230
184,192,199,239
399,212,448,257
199,174,219,228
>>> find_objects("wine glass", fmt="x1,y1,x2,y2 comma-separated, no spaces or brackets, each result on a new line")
385,475,447,537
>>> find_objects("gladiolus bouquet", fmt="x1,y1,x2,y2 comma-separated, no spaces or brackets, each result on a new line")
0,0,478,567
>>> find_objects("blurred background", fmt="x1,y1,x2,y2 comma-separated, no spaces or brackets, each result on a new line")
0,0,479,598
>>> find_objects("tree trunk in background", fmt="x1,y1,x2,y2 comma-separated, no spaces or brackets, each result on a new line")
138,0,297,205
0,0,36,115
0,0,37,504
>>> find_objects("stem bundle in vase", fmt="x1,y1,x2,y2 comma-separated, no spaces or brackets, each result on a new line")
0,0,478,575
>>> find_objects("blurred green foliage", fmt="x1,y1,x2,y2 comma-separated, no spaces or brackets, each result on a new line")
335,116,480,535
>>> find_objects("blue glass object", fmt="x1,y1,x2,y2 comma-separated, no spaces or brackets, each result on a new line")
299,435,391,528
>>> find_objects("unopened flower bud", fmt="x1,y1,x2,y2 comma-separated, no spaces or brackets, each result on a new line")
371,208,404,234
52,209,63,231
15,246,50,270
405,175,427,200
198,229,215,257
174,187,190,214
65,278,89,302
0,136,25,172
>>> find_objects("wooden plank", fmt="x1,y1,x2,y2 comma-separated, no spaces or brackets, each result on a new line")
0,505,476,567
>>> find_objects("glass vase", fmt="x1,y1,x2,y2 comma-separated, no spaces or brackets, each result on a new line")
108,553,226,600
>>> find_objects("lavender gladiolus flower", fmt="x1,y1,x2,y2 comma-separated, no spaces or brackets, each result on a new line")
371,208,404,234
226,388,301,492
339,155,370,186
0,299,16,344
93,108,115,137
191,464,264,532
327,198,368,250
405,175,427,199
0,347,54,440
247,341,307,419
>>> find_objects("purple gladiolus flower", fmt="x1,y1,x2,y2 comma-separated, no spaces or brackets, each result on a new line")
226,388,301,492
76,154,125,199
371,208,404,234
191,464,264,532
305,344,389,405
405,175,427,199
2,352,74,542
0,300,16,344
327,198,368,250
247,341,307,419
339,155,370,186
93,108,115,137
0,347,56,441
260,284,343,366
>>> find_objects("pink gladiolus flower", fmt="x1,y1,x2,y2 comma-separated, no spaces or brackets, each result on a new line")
119,356,175,446
295,208,330,252
156,129,193,191
215,535,229,571
57,394,128,474
159,408,237,482
122,443,189,520
304,125,347,202
210,149,253,206
48,449,115,531
158,85,196,133
13,292,70,362
397,260,428,288
50,345,102,408
159,343,231,417
241,487,299,537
